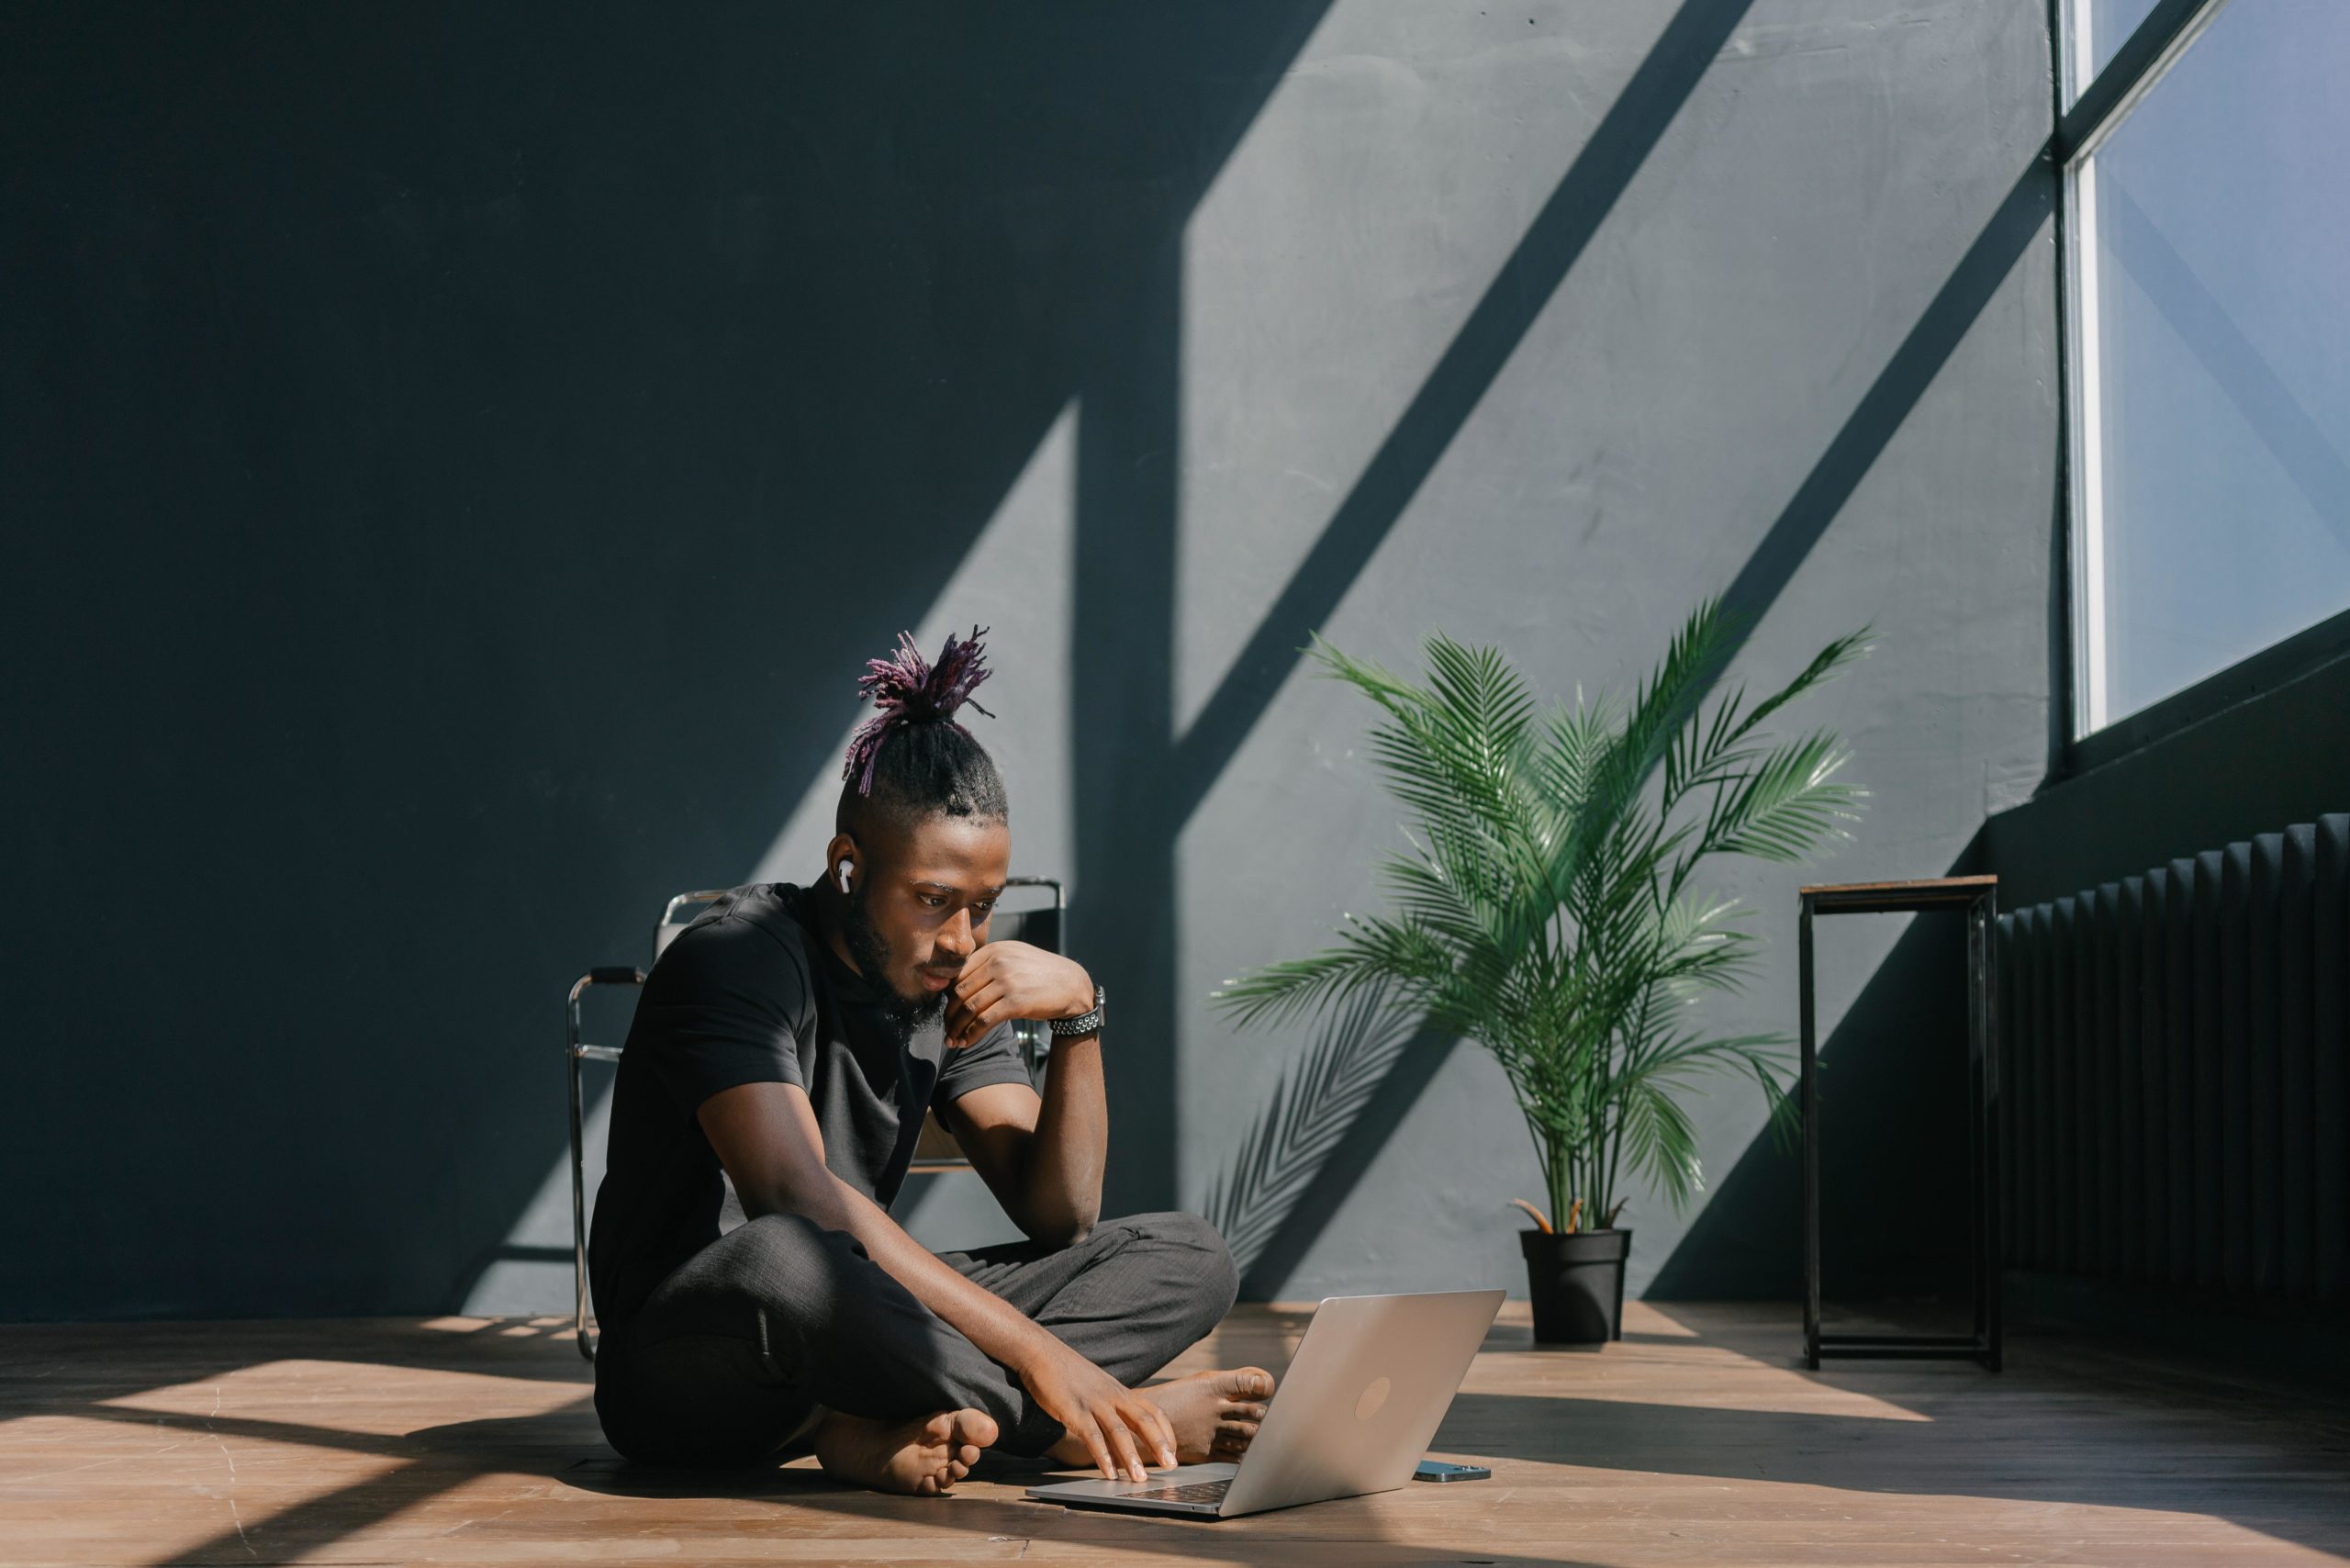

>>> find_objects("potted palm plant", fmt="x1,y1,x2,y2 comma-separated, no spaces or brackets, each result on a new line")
1214,599,1867,1342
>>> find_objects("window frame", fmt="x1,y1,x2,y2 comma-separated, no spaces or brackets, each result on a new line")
2050,0,2330,755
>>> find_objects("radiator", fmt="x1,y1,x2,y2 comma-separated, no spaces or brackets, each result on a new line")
1997,814,2349,1302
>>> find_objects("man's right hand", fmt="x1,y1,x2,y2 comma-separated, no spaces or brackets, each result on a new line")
1013,1336,1177,1483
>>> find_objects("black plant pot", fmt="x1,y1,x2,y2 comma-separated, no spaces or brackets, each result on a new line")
1520,1227,1631,1344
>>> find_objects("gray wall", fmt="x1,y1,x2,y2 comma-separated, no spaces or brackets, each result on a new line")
3,0,2059,1320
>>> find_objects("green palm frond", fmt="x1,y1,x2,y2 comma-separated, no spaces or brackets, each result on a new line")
1699,731,1863,863
1616,1075,1705,1208
1716,627,1873,748
1210,913,1451,1031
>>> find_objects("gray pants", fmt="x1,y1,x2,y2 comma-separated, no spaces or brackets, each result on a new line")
592,1210,1239,1466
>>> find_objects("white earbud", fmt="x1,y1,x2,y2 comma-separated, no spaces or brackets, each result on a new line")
838,860,854,892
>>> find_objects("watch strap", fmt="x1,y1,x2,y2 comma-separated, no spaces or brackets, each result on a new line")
1048,983,1107,1037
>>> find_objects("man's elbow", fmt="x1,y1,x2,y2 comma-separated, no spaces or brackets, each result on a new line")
741,1170,849,1230
1026,1202,1101,1250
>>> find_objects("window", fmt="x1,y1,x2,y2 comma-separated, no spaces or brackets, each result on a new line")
2065,0,2350,734
2067,0,2168,96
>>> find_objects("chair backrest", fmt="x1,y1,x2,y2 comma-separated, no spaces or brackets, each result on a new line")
985,899,1059,957
654,889,733,959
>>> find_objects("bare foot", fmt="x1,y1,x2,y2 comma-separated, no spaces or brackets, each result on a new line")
1047,1367,1275,1471
814,1407,997,1495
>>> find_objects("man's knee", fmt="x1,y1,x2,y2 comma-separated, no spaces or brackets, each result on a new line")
598,1214,852,1465
1106,1211,1238,1335
716,1212,866,1323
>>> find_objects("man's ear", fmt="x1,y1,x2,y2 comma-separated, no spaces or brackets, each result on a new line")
824,833,859,895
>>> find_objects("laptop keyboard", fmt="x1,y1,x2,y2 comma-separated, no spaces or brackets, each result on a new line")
1124,1479,1232,1505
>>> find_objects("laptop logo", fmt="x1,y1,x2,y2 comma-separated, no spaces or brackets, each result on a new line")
1353,1376,1392,1421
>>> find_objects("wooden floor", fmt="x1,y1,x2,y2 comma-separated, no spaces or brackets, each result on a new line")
4,1301,2346,1567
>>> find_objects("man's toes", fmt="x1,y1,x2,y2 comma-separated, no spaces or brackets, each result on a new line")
949,1408,999,1451
1209,1366,1273,1401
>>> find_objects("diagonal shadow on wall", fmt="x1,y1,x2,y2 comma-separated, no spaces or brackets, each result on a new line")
1066,0,1760,1223
1197,985,1418,1278
1219,152,2057,1298
0,2,1330,1319
1164,0,1762,826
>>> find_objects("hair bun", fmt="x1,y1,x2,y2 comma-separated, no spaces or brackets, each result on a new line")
843,624,996,795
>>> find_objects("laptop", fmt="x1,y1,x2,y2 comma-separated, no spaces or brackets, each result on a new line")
1024,1287,1504,1519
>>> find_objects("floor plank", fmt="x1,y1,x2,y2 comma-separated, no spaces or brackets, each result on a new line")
2,1302,2344,1566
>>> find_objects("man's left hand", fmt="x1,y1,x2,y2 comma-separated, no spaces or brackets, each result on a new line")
944,942,1093,1051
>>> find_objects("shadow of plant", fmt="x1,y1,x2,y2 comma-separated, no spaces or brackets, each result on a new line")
1198,984,1419,1277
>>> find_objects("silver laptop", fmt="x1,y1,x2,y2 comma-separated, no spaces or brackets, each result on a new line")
1024,1287,1503,1519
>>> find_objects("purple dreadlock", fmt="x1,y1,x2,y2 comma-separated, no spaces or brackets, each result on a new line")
842,625,1002,808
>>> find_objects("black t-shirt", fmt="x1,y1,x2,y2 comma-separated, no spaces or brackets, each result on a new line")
585,880,1034,1341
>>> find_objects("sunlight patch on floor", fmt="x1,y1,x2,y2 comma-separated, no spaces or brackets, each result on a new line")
102,1359,585,1437
0,1410,412,1567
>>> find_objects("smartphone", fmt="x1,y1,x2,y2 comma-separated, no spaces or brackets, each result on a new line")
1412,1460,1492,1483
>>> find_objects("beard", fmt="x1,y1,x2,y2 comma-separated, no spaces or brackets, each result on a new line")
837,879,950,1039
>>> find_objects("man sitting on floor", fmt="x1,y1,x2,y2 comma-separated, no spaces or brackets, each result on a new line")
587,626,1274,1495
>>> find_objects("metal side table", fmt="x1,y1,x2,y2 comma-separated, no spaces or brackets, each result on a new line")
1800,875,2002,1372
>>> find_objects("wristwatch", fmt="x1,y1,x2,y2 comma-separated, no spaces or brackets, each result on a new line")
1048,983,1107,1038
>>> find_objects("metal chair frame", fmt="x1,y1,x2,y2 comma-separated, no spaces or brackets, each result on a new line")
566,877,1064,1360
